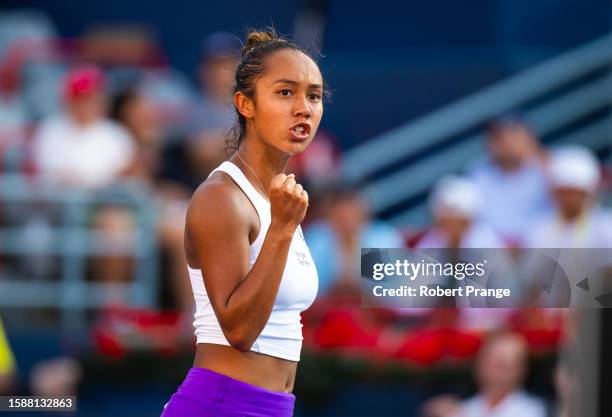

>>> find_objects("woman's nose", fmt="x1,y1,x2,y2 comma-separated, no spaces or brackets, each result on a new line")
293,97,312,118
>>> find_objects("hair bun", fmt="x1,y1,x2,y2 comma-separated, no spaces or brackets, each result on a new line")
241,29,281,56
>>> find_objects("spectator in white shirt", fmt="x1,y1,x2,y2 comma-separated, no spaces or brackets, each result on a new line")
32,65,135,189
31,66,138,285
418,176,505,249
469,118,552,246
522,147,612,308
526,146,612,248
417,177,515,314
422,332,547,417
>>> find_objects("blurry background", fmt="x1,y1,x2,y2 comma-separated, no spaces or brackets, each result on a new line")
0,1,610,416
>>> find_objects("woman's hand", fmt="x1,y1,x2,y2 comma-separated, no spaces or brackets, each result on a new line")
269,173,308,234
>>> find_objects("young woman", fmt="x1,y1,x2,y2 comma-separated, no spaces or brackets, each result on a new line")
160,29,324,417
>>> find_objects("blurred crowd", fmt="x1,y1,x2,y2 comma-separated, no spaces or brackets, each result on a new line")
0,9,609,416
0,11,343,311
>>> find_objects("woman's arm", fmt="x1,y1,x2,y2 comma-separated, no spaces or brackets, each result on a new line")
186,173,307,351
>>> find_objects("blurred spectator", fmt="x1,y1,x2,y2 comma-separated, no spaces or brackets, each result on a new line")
110,87,163,183
521,147,611,309
0,60,28,150
553,359,573,417
469,117,551,246
416,177,515,317
0,10,61,120
0,316,16,395
188,31,239,136
156,196,193,312
31,65,138,284
111,86,193,311
417,176,505,249
29,357,81,397
31,65,135,188
161,32,240,191
526,146,612,248
306,184,404,296
422,332,546,417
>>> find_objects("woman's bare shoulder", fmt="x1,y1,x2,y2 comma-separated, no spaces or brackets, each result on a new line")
186,172,250,231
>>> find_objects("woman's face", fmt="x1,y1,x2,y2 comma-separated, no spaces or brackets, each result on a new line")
240,49,324,155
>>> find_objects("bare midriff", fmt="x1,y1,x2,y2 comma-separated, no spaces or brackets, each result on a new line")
193,343,297,393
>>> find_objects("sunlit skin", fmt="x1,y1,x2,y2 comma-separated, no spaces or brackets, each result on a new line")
185,48,323,393
234,48,324,183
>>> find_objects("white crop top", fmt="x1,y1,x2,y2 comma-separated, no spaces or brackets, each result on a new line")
188,161,318,361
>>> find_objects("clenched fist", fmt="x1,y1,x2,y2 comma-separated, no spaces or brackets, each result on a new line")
269,173,308,233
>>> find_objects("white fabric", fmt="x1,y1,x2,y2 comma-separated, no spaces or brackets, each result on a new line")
32,115,135,188
526,207,612,248
417,223,506,249
549,146,600,192
456,391,546,417
469,159,551,243
430,176,482,218
524,208,612,308
189,161,318,361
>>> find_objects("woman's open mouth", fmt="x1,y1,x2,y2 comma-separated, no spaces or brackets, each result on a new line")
289,123,311,141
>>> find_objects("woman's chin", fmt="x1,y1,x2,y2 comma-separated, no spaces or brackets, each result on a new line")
264,136,312,156
285,137,313,154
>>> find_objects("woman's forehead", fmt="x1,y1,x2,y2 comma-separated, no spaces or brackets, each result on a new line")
262,49,322,86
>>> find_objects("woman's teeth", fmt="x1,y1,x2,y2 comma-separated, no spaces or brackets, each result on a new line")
294,126,305,133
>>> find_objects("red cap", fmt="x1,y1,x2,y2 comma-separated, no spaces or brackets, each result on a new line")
63,65,105,99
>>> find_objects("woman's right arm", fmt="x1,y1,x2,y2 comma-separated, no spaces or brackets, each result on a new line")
185,174,307,351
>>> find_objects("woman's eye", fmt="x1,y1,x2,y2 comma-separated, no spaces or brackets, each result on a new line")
309,93,321,101
279,89,293,96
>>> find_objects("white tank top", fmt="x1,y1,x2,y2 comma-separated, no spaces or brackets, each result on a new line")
188,161,318,361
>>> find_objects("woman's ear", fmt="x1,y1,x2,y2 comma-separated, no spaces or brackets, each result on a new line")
234,91,254,119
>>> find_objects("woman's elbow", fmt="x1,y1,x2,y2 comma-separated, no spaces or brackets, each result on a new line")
225,328,256,352
229,337,253,352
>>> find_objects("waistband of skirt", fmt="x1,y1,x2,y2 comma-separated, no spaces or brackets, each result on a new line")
183,367,296,402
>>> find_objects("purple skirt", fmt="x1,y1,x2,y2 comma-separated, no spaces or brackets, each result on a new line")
160,367,295,417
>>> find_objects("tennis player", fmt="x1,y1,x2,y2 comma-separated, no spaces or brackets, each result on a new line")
161,28,323,416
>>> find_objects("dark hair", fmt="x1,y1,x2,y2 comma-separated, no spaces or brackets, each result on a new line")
110,87,140,123
226,27,328,154
486,113,527,136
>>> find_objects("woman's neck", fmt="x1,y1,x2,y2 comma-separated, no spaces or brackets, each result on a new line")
231,138,289,196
